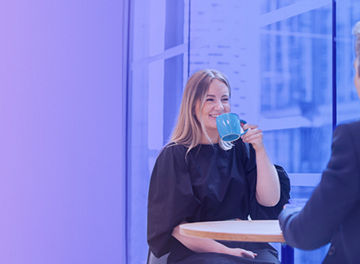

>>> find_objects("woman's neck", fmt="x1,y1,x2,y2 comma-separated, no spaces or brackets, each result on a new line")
200,131,219,144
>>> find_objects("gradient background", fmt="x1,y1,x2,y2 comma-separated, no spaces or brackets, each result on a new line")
0,1,126,263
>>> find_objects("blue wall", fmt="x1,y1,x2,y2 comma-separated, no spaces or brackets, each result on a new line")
0,1,126,263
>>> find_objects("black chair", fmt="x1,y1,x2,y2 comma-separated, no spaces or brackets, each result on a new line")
147,250,169,264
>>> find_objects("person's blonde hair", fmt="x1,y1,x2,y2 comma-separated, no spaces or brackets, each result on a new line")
353,21,360,76
170,69,233,154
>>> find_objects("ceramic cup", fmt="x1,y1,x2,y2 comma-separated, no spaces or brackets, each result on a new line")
216,113,247,142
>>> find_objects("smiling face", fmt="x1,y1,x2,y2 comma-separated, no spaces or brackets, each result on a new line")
196,79,230,141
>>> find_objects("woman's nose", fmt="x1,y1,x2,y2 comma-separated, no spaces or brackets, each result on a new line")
215,100,224,111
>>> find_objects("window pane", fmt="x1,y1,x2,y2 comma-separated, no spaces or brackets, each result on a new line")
260,6,333,173
165,0,185,49
163,54,184,144
128,0,188,263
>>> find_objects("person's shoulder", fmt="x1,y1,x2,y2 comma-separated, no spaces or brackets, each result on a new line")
157,142,188,161
344,119,360,129
336,119,360,136
332,120,360,155
162,142,187,153
153,143,190,174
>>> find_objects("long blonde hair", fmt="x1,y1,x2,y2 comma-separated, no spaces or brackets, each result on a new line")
170,69,233,153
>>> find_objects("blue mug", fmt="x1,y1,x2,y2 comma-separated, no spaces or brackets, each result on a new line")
216,113,247,142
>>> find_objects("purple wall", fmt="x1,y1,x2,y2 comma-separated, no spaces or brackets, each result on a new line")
0,1,126,263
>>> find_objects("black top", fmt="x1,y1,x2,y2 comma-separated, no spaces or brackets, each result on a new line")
279,121,360,264
148,139,290,263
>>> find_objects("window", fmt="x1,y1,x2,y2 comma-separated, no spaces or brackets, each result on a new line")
127,1,188,263
127,0,360,263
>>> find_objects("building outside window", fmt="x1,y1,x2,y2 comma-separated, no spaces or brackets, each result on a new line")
127,0,360,263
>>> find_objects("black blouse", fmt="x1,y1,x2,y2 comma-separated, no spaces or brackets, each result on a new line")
147,140,290,262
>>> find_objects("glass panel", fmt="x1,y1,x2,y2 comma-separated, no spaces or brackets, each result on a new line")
128,0,187,263
163,54,184,144
127,64,151,264
260,5,333,173
260,0,298,13
257,2,333,262
132,0,166,60
189,0,332,262
165,0,185,49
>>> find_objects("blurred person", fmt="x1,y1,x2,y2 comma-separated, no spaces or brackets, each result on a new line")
279,21,360,264
148,69,290,264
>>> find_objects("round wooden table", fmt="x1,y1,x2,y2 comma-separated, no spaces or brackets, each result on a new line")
180,219,285,242
179,219,293,264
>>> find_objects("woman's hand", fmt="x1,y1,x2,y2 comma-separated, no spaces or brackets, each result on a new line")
226,247,257,259
172,224,258,258
240,123,264,151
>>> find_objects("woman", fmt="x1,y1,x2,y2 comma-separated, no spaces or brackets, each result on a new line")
278,21,360,264
148,69,290,264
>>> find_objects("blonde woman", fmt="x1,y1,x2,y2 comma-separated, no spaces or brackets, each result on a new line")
148,69,290,264
279,21,360,264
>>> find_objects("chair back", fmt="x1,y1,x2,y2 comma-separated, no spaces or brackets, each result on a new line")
147,251,168,264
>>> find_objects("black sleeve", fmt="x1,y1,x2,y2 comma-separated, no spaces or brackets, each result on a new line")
240,142,290,220
250,165,290,220
147,145,200,258
279,124,360,250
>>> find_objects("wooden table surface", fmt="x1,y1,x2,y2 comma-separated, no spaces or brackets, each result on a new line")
179,220,285,243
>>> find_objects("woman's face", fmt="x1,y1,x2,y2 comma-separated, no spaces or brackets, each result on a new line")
354,59,360,98
196,79,231,136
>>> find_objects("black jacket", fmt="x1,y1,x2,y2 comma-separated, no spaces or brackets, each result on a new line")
279,121,360,263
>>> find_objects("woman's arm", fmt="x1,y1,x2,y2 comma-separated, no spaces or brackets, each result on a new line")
172,225,257,258
241,124,280,206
